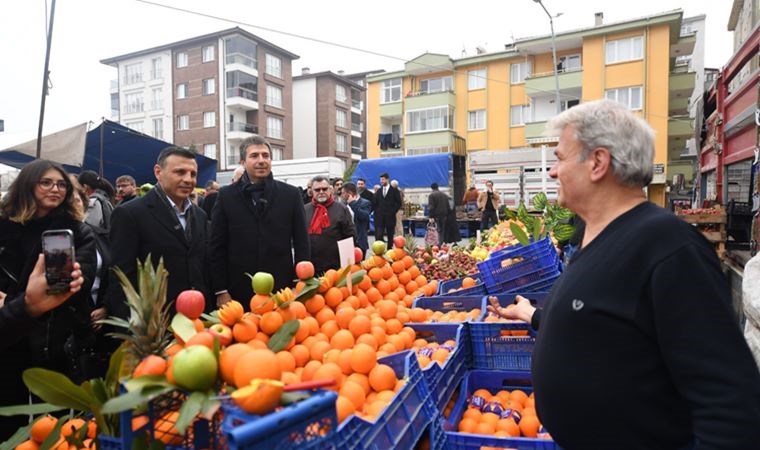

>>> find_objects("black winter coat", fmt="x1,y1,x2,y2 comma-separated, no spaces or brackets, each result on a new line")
304,201,356,274
209,175,310,303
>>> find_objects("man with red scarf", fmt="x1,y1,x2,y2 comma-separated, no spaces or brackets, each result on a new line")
304,176,355,274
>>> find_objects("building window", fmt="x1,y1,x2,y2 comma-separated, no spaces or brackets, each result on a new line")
177,115,189,130
381,78,402,103
176,83,188,99
203,112,216,128
152,118,163,140
605,86,642,110
125,121,143,133
267,116,283,139
558,54,581,72
226,71,258,101
225,35,257,67
271,146,284,161
266,84,282,108
150,58,162,79
406,106,454,133
468,69,486,90
336,133,347,152
510,62,531,84
202,45,215,63
510,105,530,126
176,51,188,68
150,88,162,110
203,143,216,159
605,36,643,64
336,84,348,102
226,149,239,167
468,110,486,130
124,93,143,114
124,63,142,85
419,76,452,94
336,109,347,128
202,78,216,95
265,54,282,78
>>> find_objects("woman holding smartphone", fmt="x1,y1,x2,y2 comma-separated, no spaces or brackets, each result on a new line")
0,159,95,440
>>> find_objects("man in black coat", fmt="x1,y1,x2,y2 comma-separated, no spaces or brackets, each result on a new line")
209,136,310,307
373,172,402,243
201,180,220,219
106,147,211,319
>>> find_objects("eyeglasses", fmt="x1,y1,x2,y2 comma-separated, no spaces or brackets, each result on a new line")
38,179,68,191
313,187,330,192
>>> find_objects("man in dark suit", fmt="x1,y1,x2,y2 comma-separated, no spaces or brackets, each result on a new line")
373,172,402,243
201,179,220,219
106,147,211,319
209,135,310,307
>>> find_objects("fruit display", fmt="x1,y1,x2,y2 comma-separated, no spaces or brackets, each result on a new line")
417,246,480,282
412,338,456,369
455,388,549,439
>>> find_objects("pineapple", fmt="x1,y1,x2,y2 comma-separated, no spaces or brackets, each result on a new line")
103,256,174,368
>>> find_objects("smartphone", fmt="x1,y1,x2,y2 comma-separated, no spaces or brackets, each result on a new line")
41,229,76,295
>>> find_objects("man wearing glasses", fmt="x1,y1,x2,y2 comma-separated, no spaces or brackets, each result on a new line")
304,176,355,274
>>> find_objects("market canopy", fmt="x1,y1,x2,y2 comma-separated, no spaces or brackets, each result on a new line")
351,153,451,188
0,120,217,185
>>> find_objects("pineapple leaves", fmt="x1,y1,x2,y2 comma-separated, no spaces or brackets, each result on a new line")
22,368,92,412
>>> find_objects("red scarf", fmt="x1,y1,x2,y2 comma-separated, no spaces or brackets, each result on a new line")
309,195,334,234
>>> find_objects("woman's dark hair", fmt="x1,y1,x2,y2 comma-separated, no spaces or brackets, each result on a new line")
0,159,83,223
78,170,116,205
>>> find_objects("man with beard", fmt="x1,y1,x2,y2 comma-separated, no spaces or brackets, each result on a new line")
210,136,310,306
107,147,211,318
115,175,137,205
304,176,355,274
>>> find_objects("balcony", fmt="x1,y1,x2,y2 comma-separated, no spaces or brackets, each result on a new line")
226,87,259,111
525,68,582,97
669,70,695,95
668,116,693,138
405,129,457,149
227,121,258,141
351,99,363,112
379,102,402,119
351,122,363,138
405,90,456,110
525,121,549,141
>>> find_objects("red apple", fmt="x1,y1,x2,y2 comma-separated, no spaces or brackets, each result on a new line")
354,247,363,263
176,290,205,320
295,261,315,280
208,323,233,347
393,236,406,249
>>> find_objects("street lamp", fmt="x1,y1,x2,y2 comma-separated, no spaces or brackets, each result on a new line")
533,0,562,114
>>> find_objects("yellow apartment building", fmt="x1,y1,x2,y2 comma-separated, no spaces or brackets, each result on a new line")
366,10,697,207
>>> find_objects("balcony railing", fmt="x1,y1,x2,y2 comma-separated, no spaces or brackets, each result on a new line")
227,87,258,102
351,99,363,110
228,122,258,134
226,53,256,68
123,75,143,85
405,88,454,98
351,122,363,132
124,103,144,114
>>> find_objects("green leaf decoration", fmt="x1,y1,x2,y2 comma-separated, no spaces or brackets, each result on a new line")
0,403,64,417
333,265,352,286
22,368,92,412
291,278,321,304
336,269,367,288
201,312,220,324
504,208,517,220
199,391,222,421
39,415,66,450
532,192,548,212
532,216,544,241
281,391,311,405
553,207,575,220
170,313,197,344
101,385,175,414
517,202,530,224
553,223,576,241
176,391,206,434
509,222,531,247
2,421,34,450
87,378,110,405
267,320,300,353
124,376,172,393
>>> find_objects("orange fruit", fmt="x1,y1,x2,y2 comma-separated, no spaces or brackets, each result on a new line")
259,311,284,335
496,418,520,436
15,440,40,450
133,354,167,378
320,320,340,339
232,314,259,343
335,307,357,330
312,362,343,390
368,364,397,392
185,330,215,349
290,344,311,368
315,308,336,326
309,340,332,362
153,411,183,445
60,418,86,438
305,294,326,314
218,300,245,326
276,351,297,372
519,415,540,438
231,378,284,415
233,348,282,388
458,417,478,433
348,315,372,337
250,294,274,314
219,343,253,385
330,329,356,350
475,421,496,435
165,342,184,357
336,395,356,423
340,380,366,410
356,333,379,350
301,360,322,381
294,319,310,343
365,287,382,304
461,277,476,288
376,301,397,320
385,318,403,335
349,343,377,374
346,373,371,395
324,287,343,308
30,415,57,444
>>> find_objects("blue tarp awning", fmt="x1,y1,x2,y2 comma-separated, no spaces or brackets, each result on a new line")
0,120,217,185
351,153,451,188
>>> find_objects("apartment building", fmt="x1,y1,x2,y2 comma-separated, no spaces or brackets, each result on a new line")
101,27,299,172
292,69,366,166
366,10,700,207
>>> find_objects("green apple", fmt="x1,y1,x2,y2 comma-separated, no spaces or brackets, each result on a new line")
172,346,218,391
251,272,275,295
372,240,387,256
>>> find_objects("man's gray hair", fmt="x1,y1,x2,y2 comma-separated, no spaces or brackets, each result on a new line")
311,175,330,185
390,179,399,188
546,99,655,187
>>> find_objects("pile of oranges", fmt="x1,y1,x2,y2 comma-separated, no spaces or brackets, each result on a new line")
455,388,549,439
444,276,480,294
411,339,456,369
15,416,96,450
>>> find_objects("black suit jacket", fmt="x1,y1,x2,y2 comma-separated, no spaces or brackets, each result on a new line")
106,188,211,319
374,186,402,217
209,177,310,303
202,192,218,219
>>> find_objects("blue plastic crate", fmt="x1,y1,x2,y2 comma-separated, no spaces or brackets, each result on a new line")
412,296,487,324
438,274,486,297
477,238,561,293
407,323,469,412
414,226,426,237
333,351,435,450
221,390,337,450
441,370,561,450
503,273,560,294
469,292,549,370
98,390,222,450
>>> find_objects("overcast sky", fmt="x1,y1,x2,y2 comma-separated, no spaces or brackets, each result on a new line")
0,0,734,154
